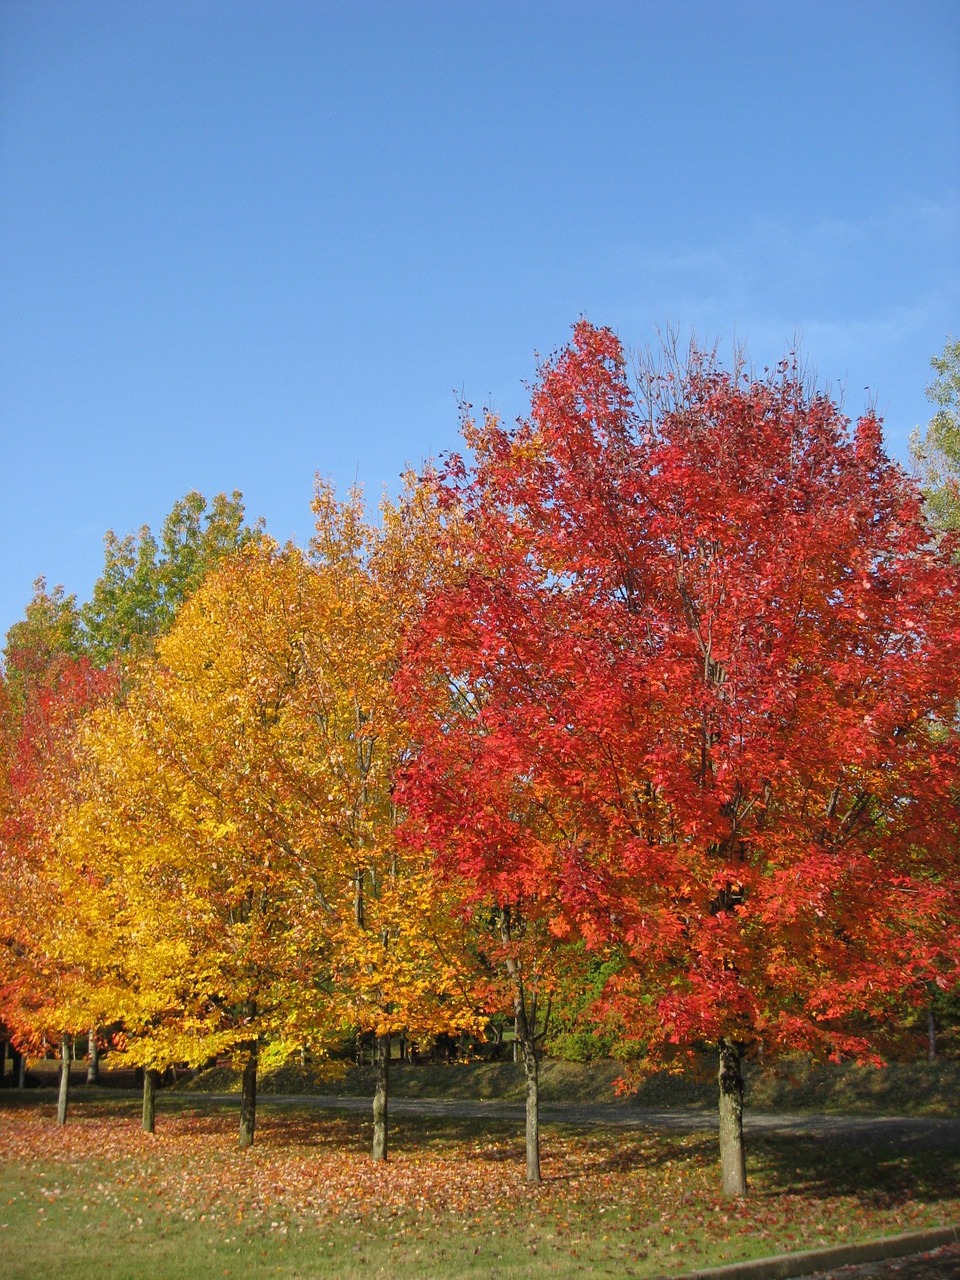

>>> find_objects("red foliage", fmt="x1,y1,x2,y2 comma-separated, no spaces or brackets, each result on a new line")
399,322,960,1063
0,653,118,1048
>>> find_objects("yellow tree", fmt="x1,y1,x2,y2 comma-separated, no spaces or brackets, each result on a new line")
62,544,345,1142
62,488,482,1152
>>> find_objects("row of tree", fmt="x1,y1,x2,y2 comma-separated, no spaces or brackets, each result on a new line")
1,326,958,1199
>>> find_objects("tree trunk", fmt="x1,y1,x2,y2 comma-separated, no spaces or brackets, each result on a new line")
0,1038,6,1086
928,997,937,1062
142,1068,161,1133
500,909,542,1185
15,1047,25,1089
510,977,542,1184
522,1040,541,1184
86,1028,100,1084
57,1035,71,1126
718,1038,747,1197
372,1033,389,1161
238,1042,258,1148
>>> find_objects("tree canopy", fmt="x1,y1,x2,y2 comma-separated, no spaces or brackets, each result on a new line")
398,321,960,1195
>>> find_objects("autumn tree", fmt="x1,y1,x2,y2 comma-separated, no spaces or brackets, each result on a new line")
908,339,960,1050
395,455,618,1185
397,641,593,1186
63,544,346,1144
0,493,260,1096
63,490,481,1151
400,322,960,1197
0,578,117,1110
911,338,960,536
0,644,116,1121
309,480,483,1160
2,579,85,716
67,489,262,1089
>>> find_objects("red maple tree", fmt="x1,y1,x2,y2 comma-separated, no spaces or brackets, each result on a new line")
399,322,960,1195
0,645,117,1119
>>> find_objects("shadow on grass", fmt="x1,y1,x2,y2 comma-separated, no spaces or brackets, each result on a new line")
749,1132,960,1205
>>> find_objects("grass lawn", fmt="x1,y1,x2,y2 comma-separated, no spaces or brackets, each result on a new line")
1,1090,957,1280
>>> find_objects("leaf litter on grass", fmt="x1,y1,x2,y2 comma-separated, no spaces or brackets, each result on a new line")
1,1105,957,1276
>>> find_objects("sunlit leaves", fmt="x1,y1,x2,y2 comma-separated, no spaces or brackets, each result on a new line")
55,481,483,1094
400,321,960,1066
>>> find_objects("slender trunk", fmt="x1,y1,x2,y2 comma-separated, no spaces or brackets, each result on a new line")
718,1038,747,1197
16,1048,26,1089
928,998,937,1062
372,1033,389,1161
238,1042,258,1149
0,1038,6,1085
499,909,542,1185
142,1068,161,1134
56,1035,71,1126
510,985,542,1184
86,1028,100,1084
522,1041,541,1184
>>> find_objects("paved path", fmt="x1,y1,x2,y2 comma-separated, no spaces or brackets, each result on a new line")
245,1093,960,1149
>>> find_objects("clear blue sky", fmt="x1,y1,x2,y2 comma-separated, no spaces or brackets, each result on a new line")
2,0,958,642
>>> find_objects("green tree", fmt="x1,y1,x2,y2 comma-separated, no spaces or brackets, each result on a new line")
910,338,960,534
80,490,262,664
2,579,84,716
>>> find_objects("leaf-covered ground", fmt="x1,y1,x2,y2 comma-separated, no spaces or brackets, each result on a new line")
1,1102,957,1279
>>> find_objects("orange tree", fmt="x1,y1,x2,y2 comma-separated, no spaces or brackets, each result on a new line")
398,322,960,1196
309,480,483,1160
0,492,261,1103
64,542,355,1145
0,636,116,1121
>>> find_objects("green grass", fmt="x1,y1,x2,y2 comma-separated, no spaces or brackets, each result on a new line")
1,1091,957,1280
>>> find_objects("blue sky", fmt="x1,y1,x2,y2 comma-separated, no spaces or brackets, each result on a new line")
2,0,958,642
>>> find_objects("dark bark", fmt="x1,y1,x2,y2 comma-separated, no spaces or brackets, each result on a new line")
142,1068,161,1134
718,1038,747,1197
15,1047,25,1089
0,1038,6,1085
928,997,938,1062
56,1035,71,1126
372,1033,390,1161
238,1042,258,1148
86,1028,100,1084
239,1039,257,1152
